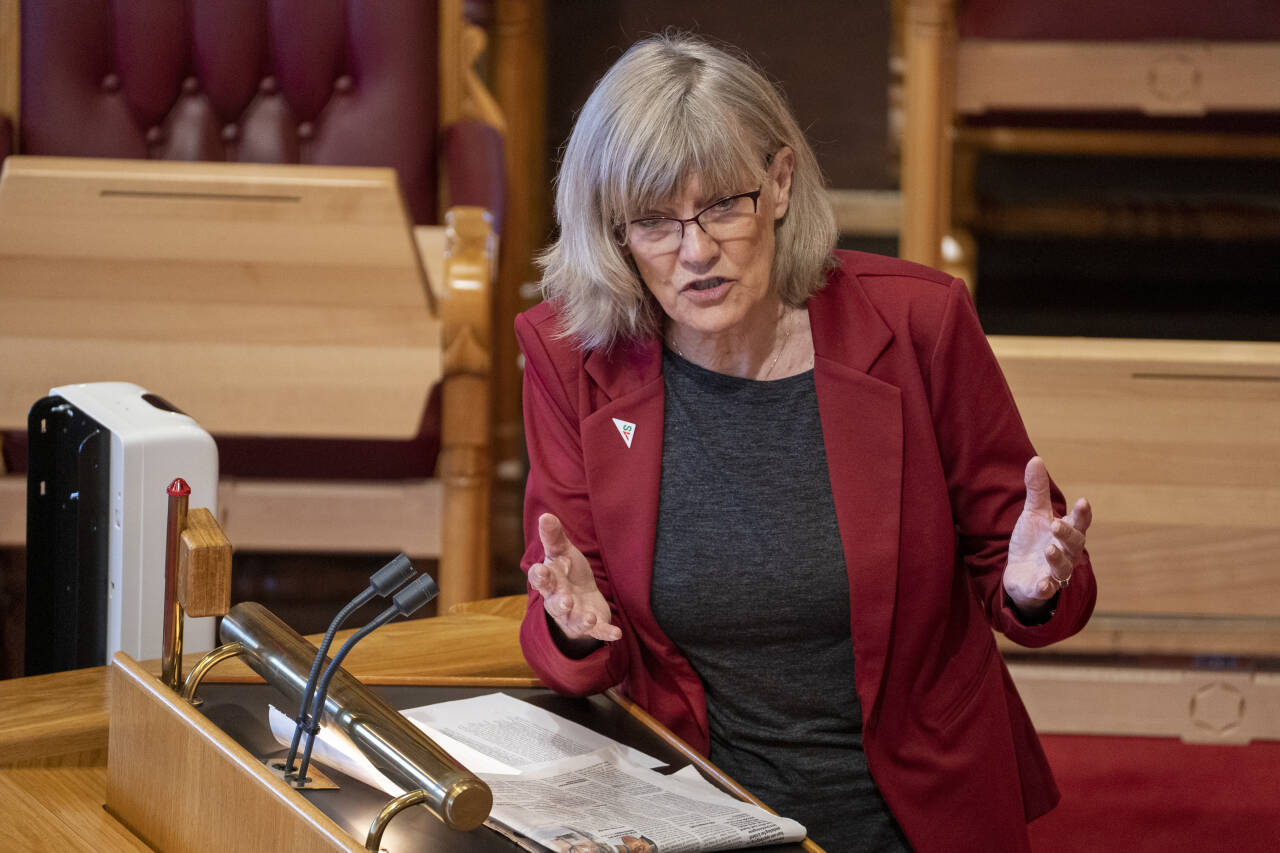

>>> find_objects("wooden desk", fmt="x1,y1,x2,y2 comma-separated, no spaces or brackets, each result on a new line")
0,611,535,851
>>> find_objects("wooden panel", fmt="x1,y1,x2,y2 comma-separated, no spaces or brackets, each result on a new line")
827,189,903,238
1009,661,1280,744
0,766,150,851
0,668,110,767
998,612,1280,659
0,769,140,852
107,654,365,853
957,41,1280,116
215,478,443,557
0,157,437,439
991,336,1280,619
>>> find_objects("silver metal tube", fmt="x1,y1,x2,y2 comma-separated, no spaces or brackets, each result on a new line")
219,602,492,831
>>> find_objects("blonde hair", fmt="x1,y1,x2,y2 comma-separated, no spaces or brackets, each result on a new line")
538,32,837,351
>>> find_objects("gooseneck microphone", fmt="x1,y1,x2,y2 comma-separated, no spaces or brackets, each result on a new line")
283,553,417,777
293,572,440,782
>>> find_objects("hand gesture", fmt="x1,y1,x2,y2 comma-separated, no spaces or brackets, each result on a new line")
527,513,622,643
1002,457,1092,614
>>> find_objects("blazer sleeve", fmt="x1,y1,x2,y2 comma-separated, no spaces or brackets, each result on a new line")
927,278,1096,646
515,312,632,694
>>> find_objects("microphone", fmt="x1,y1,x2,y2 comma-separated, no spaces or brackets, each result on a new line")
293,572,440,782
282,554,417,776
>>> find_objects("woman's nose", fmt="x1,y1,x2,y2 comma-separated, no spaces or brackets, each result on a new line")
678,219,718,265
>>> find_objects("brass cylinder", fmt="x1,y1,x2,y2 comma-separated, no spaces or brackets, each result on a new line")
218,602,492,831
161,479,190,691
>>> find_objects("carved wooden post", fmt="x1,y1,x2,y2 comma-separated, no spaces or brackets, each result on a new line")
438,207,494,611
490,0,548,473
900,0,956,270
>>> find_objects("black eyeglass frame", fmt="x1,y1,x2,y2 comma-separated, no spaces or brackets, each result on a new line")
617,188,763,248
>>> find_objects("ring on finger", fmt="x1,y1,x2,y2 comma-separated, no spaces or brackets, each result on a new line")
1050,571,1072,589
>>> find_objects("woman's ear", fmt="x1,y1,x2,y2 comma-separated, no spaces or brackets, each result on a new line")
769,147,796,220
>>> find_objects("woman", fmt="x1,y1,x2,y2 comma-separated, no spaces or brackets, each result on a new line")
517,33,1095,852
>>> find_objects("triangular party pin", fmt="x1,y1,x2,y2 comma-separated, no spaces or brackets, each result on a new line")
612,417,636,448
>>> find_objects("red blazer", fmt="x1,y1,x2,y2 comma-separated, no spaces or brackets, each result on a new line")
515,251,1096,852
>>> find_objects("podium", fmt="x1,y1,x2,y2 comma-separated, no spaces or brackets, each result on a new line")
94,615,817,853
7,604,808,850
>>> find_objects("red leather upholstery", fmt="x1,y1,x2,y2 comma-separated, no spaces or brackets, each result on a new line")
19,0,442,224
958,0,1280,41
444,118,507,231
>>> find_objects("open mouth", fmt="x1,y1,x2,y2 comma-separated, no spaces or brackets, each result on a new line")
686,277,727,292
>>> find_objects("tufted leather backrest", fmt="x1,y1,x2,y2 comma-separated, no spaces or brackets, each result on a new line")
19,0,441,224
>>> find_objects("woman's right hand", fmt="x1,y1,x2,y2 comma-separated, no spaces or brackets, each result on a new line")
527,513,622,644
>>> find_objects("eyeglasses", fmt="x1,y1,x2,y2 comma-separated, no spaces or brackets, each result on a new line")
620,189,762,256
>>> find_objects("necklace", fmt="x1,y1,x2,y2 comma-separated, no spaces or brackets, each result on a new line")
670,308,794,380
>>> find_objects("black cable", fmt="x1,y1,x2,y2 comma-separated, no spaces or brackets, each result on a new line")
294,572,439,782
282,553,416,775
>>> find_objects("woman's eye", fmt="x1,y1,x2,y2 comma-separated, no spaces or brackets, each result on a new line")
711,197,737,211
633,218,667,230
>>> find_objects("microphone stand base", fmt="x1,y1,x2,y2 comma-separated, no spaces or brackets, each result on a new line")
262,756,341,791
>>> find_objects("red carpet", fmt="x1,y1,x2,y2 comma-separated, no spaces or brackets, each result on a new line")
1030,734,1280,852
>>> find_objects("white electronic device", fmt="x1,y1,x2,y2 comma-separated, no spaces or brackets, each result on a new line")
25,382,218,672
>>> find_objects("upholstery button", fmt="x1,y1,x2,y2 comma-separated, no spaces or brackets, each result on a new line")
145,126,164,144
297,121,314,140
334,75,353,94
101,73,120,93
221,124,239,142
259,76,278,95
182,76,199,94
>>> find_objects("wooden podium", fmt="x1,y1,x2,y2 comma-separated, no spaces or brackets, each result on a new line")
89,615,820,853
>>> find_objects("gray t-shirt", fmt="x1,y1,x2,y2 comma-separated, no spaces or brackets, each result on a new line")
650,349,910,852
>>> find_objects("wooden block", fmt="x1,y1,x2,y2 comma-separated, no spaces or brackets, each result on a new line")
177,508,232,618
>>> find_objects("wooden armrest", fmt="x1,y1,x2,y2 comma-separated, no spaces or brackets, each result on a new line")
435,206,495,611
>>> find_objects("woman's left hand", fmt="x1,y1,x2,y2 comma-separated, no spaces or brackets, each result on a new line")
1002,456,1092,615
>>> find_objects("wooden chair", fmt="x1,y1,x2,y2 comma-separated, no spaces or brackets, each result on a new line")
899,0,1280,284
0,0,507,614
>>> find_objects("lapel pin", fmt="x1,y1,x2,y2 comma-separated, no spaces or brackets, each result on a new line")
612,417,636,448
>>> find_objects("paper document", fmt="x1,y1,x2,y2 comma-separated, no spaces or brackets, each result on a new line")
267,692,806,852
482,745,806,852
402,692,665,772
